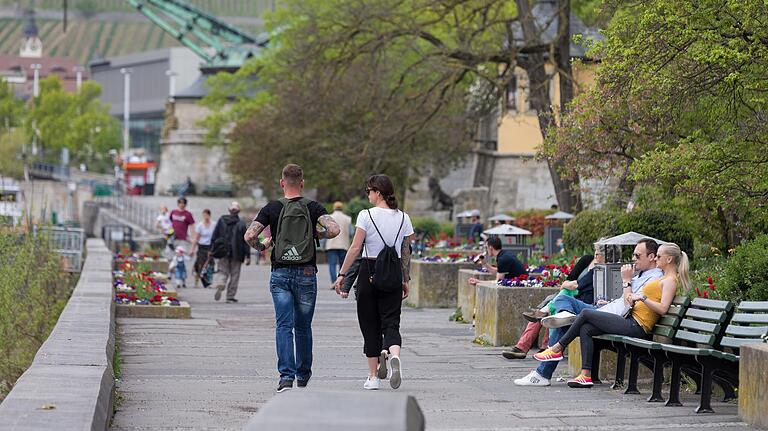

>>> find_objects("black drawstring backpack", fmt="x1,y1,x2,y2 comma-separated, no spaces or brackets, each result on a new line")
364,209,405,292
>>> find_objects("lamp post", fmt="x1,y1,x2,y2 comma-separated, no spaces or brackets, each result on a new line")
73,66,85,92
30,63,42,156
120,68,131,161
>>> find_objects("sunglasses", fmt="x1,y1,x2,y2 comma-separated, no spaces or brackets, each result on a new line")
365,187,377,194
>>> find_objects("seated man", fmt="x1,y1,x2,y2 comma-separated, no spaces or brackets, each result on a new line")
514,238,663,386
468,236,525,284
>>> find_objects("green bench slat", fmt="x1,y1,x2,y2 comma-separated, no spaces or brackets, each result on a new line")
623,337,662,349
657,315,680,327
667,305,685,318
731,313,768,325
675,330,716,346
711,350,739,362
736,301,768,312
595,334,627,342
661,344,715,356
679,318,720,334
691,297,733,312
685,308,728,323
725,325,768,338
673,296,692,306
720,336,766,349
654,326,676,339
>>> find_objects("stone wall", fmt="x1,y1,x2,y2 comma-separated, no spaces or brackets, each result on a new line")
457,269,495,323
474,283,558,346
409,260,475,308
739,343,768,429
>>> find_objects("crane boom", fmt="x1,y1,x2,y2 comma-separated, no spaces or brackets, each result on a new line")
127,0,268,71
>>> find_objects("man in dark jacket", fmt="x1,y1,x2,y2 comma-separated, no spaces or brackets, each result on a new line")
211,202,251,303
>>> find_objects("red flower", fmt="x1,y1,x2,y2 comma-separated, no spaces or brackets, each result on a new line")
695,287,702,297
703,291,709,298
707,277,713,284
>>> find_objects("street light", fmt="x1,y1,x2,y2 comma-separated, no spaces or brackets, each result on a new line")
73,66,85,92
30,63,42,156
120,68,131,161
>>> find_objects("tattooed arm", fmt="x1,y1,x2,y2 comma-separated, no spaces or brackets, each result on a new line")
317,214,340,239
244,220,269,251
401,233,415,283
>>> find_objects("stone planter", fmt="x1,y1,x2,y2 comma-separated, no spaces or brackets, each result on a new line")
410,260,475,308
115,286,178,298
457,269,495,322
115,301,191,319
474,282,559,346
113,259,169,273
740,343,768,429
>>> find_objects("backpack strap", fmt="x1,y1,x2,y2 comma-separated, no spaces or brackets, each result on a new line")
366,209,389,246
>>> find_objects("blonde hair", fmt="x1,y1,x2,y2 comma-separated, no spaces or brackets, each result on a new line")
661,243,690,292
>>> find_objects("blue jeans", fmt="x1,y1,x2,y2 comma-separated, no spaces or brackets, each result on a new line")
536,295,595,379
270,266,318,381
326,249,347,282
552,294,595,315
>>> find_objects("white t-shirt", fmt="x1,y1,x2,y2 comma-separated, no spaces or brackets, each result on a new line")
156,213,172,232
356,207,414,258
195,221,215,246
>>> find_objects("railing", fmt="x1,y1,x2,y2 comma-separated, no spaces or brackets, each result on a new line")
94,194,158,234
33,226,86,272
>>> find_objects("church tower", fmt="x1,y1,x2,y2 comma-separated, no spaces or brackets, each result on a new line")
19,8,43,58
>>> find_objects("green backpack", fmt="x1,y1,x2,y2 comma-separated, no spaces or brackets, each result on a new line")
274,197,315,265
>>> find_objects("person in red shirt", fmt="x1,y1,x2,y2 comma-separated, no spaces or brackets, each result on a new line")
169,197,195,257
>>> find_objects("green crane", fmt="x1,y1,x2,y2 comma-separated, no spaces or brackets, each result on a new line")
126,0,268,72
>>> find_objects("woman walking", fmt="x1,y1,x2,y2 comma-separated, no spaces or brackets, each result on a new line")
335,175,415,390
190,209,215,288
532,243,690,388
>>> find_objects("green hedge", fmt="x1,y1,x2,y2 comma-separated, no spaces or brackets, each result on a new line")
718,234,768,301
562,209,622,252
616,209,694,258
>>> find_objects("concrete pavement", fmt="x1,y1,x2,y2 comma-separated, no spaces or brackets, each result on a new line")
110,263,753,430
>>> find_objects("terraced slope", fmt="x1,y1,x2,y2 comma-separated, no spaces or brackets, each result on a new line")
0,0,274,17
0,18,263,65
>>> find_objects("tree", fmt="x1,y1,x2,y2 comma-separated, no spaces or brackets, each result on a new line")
203,0,601,209
0,80,24,133
545,0,768,248
25,76,120,172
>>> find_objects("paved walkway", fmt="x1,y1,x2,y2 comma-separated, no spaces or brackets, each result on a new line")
111,263,753,430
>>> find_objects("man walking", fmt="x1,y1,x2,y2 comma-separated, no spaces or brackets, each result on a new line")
324,201,352,289
211,202,250,303
244,164,340,393
169,197,195,251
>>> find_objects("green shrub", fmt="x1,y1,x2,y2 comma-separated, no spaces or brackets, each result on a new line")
616,209,694,258
412,217,441,238
440,222,455,238
718,234,768,301
562,209,622,251
344,197,372,222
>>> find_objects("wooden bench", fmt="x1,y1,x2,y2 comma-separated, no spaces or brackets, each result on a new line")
202,183,234,197
661,300,768,413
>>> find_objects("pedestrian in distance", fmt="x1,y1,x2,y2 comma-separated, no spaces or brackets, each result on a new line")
168,245,189,289
190,209,215,288
334,174,415,391
210,202,250,303
325,201,353,289
244,164,341,393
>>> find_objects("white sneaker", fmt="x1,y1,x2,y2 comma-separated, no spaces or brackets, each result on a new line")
388,356,402,389
541,311,577,328
514,370,551,386
377,350,388,380
363,376,381,390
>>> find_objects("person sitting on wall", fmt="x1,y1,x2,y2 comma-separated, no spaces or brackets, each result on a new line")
468,236,525,284
467,215,484,244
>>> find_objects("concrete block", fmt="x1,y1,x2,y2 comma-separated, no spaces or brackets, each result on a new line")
115,301,192,319
457,269,495,322
739,343,768,429
410,260,475,308
245,390,424,431
474,282,559,346
112,259,169,273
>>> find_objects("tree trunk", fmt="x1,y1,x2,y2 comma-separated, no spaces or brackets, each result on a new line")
516,0,581,212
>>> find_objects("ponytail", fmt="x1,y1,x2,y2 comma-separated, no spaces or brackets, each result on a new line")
384,194,399,210
677,251,690,292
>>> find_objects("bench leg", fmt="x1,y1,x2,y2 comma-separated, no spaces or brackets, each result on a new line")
611,345,627,390
695,360,715,414
624,349,641,395
666,360,683,407
647,352,666,403
592,341,605,385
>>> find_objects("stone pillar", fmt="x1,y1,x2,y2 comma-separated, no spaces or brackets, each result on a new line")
409,260,475,308
739,343,768,429
457,269,495,323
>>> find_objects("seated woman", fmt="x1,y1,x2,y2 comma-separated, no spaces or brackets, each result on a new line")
532,243,690,388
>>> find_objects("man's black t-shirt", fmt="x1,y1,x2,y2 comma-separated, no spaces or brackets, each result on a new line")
496,249,526,279
254,198,328,270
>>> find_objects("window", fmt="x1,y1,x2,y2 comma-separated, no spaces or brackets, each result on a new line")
506,75,517,111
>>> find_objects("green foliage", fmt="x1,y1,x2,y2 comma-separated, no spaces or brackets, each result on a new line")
562,209,622,251
412,217,441,238
440,222,455,238
25,77,120,172
0,230,74,399
718,234,768,302
449,306,466,323
0,81,24,132
343,198,373,223
616,209,694,258
0,130,25,179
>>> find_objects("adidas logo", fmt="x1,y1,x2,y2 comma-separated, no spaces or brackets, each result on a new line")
281,246,303,261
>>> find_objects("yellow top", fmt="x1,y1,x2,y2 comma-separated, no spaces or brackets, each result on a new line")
631,276,667,332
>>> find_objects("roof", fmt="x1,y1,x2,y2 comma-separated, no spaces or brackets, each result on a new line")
175,75,210,99
488,214,516,221
455,209,481,218
595,231,668,246
510,1,603,58
484,224,532,236
0,55,86,93
545,211,575,220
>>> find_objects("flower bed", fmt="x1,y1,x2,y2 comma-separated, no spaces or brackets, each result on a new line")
112,257,189,318
112,253,169,273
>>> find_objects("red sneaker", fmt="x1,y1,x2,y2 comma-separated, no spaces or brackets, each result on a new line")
567,374,594,388
533,348,563,362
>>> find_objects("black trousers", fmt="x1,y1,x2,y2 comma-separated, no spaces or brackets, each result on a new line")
558,308,647,370
357,260,403,357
